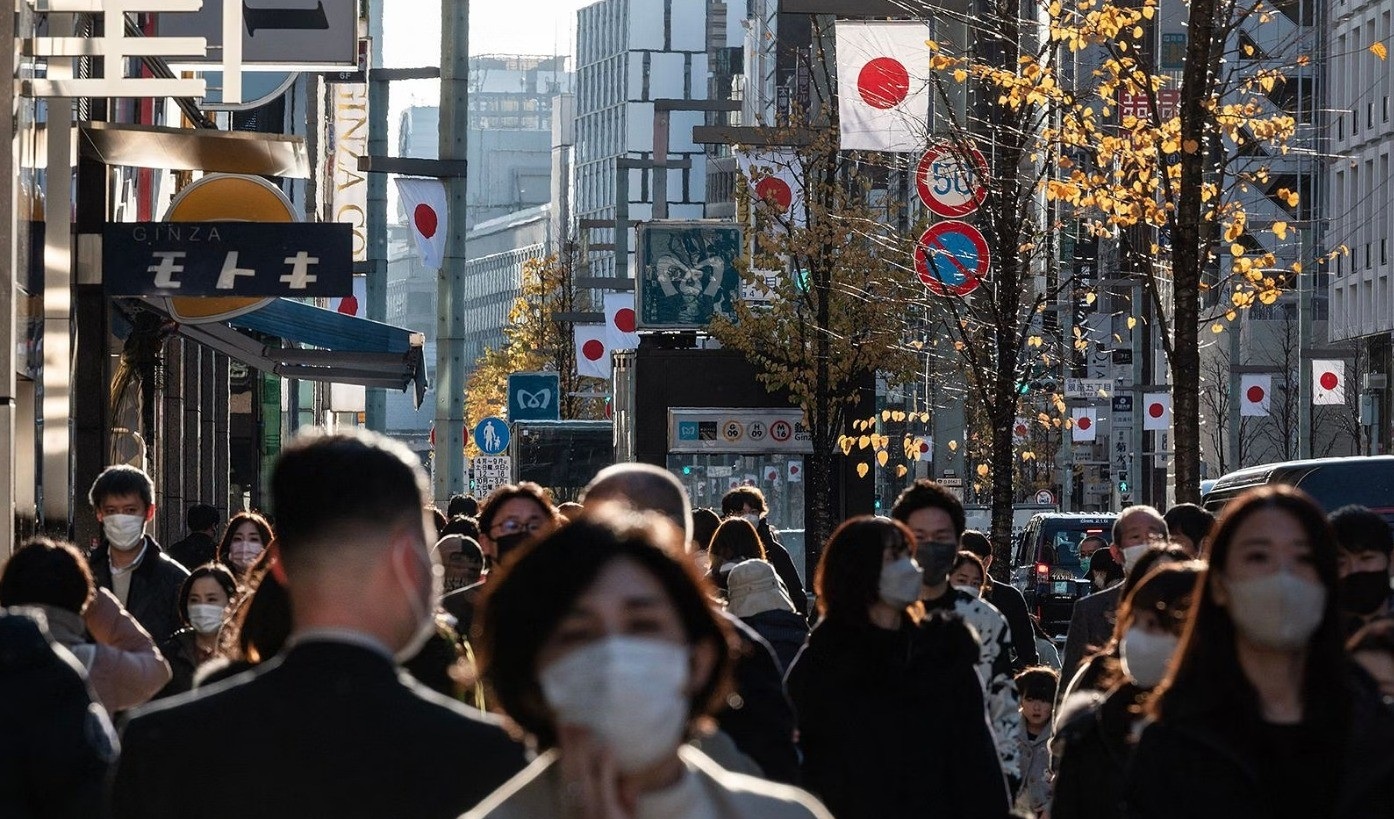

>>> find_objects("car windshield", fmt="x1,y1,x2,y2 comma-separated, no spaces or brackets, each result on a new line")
1042,524,1110,574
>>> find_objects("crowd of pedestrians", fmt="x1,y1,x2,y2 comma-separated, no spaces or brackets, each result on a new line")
4,428,1394,818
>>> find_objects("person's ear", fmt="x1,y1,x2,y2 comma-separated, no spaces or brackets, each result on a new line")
1110,543,1123,563
687,638,719,698
267,542,289,586
145,503,157,522
1210,573,1228,608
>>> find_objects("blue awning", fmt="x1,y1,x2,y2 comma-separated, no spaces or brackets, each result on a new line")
159,298,428,406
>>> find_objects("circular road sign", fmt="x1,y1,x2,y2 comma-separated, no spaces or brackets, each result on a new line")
914,220,990,297
473,416,511,455
915,143,988,218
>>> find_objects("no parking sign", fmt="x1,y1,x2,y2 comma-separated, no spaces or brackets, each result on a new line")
913,220,990,297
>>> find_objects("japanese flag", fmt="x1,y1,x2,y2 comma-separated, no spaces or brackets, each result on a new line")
396,178,447,270
735,150,806,228
1012,416,1030,444
834,21,931,152
915,437,933,461
1313,360,1344,405
1071,407,1098,442
575,325,611,380
1142,392,1171,431
605,293,640,350
1240,374,1272,417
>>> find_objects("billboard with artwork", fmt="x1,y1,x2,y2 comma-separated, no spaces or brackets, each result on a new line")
636,221,744,329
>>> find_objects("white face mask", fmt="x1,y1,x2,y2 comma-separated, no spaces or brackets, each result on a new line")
741,513,762,528
187,603,226,635
878,556,924,609
1121,543,1149,574
953,584,982,599
229,541,263,570
103,514,146,551
1119,627,1179,688
540,635,690,774
1224,569,1327,651
391,541,439,662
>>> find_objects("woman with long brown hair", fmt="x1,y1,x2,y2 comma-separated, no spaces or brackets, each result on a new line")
1125,485,1394,818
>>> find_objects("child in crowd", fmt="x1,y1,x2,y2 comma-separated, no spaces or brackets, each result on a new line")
1015,666,1059,818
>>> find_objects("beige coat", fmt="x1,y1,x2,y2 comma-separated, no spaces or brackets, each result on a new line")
40,588,171,713
464,745,831,819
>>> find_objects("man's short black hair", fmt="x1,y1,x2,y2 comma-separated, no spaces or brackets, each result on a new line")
447,494,479,519
440,515,481,540
960,529,992,560
187,503,220,533
88,464,155,510
0,538,94,613
1332,505,1394,558
889,479,966,538
270,430,428,559
720,486,767,516
1163,503,1215,549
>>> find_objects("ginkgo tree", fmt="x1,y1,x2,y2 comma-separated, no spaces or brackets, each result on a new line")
926,0,1333,504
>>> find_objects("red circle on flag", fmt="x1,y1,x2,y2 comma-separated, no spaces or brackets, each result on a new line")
614,307,636,333
1014,423,1028,437
1148,402,1165,419
790,464,800,476
857,57,911,109
414,204,438,239
754,176,793,211
919,441,930,454
582,339,606,361
1246,385,1266,403
1077,416,1092,431
1320,371,1339,390
337,295,359,316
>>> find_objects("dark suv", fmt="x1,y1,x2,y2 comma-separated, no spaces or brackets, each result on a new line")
1010,513,1117,635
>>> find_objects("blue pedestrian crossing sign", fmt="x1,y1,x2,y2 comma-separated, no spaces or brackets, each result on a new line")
473,417,510,455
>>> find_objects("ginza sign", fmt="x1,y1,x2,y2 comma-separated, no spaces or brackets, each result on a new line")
103,222,353,297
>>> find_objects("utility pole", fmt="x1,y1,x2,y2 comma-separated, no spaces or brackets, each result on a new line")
435,0,469,501
364,0,387,431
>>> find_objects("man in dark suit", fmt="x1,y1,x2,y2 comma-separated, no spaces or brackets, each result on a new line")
961,529,1039,670
86,465,189,643
1060,506,1168,684
112,431,526,819
166,503,220,570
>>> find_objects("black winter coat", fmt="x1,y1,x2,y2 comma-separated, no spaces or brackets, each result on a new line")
715,611,802,785
89,537,190,644
1124,668,1394,819
986,578,1038,669
0,608,116,819
786,613,1011,819
740,608,810,673
154,629,203,699
1051,682,1148,819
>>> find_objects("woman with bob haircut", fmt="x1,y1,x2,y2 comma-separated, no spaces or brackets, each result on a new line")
785,516,1009,819
1125,485,1394,817
466,508,830,819
706,517,767,596
155,562,239,698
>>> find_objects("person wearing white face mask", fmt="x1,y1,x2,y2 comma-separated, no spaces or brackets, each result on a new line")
1061,506,1168,686
113,430,527,819
720,487,808,616
785,516,1010,819
86,465,190,644
216,511,274,579
1126,486,1394,819
153,564,239,699
1049,560,1202,819
467,509,830,819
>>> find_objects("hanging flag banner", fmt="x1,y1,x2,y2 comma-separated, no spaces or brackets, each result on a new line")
1012,417,1030,444
834,20,931,152
1071,407,1098,442
1312,360,1345,405
1240,374,1272,417
735,150,806,228
395,177,448,270
575,325,611,380
1142,392,1171,431
604,293,641,350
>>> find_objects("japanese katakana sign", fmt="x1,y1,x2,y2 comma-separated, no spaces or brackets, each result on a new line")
103,222,353,297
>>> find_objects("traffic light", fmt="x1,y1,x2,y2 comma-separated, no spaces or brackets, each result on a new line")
1118,477,1130,494
682,465,693,475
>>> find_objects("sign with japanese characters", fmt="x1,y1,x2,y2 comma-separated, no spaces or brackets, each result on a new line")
103,222,353,296
669,408,812,454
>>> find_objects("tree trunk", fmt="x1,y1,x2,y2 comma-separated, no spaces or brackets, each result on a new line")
1171,0,1218,505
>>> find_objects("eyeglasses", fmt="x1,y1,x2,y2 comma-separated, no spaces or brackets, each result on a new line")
491,517,547,536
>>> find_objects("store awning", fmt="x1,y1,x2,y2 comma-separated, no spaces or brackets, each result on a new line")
156,298,428,405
